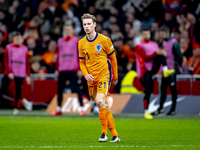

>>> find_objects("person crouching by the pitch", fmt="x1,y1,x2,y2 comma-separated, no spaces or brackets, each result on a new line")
49,23,84,116
135,28,175,119
0,31,31,115
152,26,183,116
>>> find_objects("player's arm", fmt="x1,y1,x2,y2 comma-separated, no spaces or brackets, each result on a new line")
78,42,94,82
106,37,118,85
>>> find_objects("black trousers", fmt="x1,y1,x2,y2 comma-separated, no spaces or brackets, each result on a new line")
141,55,167,109
159,74,177,112
57,71,83,107
0,75,24,108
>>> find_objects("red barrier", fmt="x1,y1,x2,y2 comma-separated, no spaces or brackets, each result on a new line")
4,80,57,107
3,80,200,107
192,81,200,95
33,80,57,103
166,81,191,95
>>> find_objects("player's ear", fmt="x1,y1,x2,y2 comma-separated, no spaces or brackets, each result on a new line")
94,22,97,28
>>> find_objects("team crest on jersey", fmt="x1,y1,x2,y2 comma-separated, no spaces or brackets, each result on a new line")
96,44,102,52
96,44,102,54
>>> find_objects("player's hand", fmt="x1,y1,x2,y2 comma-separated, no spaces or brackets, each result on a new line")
8,73,14,80
85,74,94,82
25,76,31,85
55,71,59,77
111,79,118,86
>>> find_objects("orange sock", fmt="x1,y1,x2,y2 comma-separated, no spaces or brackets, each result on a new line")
99,107,108,135
107,110,118,137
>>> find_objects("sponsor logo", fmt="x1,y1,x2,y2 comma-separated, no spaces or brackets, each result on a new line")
11,60,24,64
46,94,92,114
148,96,186,113
62,54,74,57
61,97,91,113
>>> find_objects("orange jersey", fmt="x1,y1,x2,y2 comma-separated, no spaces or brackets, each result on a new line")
78,33,118,86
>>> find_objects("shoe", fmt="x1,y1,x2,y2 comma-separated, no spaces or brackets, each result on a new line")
79,110,85,116
151,109,164,116
49,110,62,116
13,108,19,115
110,136,120,142
99,133,108,142
144,113,153,119
22,98,33,111
167,111,176,116
163,69,175,78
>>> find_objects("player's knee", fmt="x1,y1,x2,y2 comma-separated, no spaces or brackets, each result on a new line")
96,93,106,108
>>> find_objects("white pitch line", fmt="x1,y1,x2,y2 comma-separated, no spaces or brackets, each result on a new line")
0,145,200,149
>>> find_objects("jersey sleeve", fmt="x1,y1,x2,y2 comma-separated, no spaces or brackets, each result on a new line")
78,41,88,77
105,37,118,80
78,41,85,59
105,37,115,56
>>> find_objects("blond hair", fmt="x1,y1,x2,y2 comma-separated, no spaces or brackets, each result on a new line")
81,13,97,23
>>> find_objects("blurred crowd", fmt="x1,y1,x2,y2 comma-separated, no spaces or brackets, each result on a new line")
0,0,200,75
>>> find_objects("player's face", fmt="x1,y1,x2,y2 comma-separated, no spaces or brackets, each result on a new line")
142,31,151,41
13,35,22,45
64,26,73,37
82,19,96,34
159,31,169,40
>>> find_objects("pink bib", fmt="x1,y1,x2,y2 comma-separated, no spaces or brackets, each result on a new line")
7,44,28,78
57,37,79,71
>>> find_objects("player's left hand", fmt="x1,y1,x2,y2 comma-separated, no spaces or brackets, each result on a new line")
26,76,31,85
111,80,118,86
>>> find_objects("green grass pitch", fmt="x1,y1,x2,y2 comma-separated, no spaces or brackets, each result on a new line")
0,112,200,150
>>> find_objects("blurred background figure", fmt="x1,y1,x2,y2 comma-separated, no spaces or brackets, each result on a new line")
50,24,84,116
152,26,183,116
0,32,31,115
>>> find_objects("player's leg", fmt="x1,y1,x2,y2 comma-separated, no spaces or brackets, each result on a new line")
96,92,108,142
14,77,24,115
97,79,120,142
95,80,109,142
105,96,120,142
167,74,177,116
0,75,11,107
152,77,168,116
143,71,154,119
89,86,108,142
